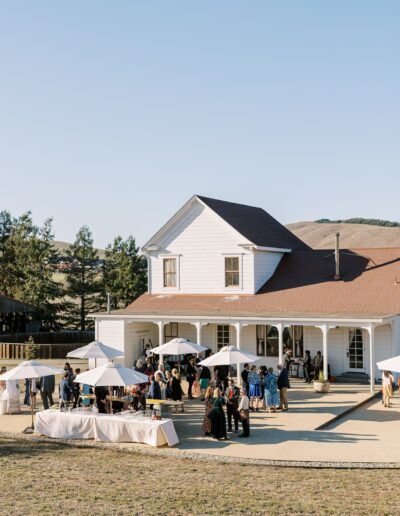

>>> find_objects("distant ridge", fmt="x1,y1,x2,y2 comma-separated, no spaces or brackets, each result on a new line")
315,218,400,228
286,221,400,249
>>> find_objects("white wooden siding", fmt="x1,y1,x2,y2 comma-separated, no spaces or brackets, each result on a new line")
253,251,284,292
95,320,126,367
148,200,284,295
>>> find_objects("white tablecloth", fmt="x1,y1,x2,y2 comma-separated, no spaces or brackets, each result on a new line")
34,410,179,447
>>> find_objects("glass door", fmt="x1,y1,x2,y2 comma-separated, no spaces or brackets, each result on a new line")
347,329,364,371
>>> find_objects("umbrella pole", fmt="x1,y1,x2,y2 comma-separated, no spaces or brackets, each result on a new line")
109,386,113,414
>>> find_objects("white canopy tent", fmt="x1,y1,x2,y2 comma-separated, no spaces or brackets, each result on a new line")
74,362,149,414
0,360,64,430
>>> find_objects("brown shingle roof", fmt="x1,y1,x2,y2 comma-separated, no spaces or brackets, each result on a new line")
111,248,400,319
197,196,310,250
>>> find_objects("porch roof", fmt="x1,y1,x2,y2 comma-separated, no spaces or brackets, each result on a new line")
96,247,400,321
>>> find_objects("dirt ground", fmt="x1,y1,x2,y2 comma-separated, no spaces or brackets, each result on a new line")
1,436,399,515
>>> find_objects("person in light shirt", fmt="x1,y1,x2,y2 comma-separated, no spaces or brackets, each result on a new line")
238,388,250,438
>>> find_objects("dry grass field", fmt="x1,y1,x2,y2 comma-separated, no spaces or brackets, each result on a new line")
1,436,399,515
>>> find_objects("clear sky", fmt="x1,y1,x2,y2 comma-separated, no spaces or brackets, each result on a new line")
1,2,399,248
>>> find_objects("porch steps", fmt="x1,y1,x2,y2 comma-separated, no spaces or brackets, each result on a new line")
335,372,370,385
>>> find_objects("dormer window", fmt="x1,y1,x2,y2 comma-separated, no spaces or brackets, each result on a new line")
163,258,177,287
225,256,240,287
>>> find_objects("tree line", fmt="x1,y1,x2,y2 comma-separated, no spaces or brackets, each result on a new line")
316,218,400,227
0,211,147,331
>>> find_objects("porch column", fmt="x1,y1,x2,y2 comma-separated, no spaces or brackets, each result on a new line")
319,324,329,381
366,325,375,394
157,321,165,365
276,323,284,364
233,322,242,386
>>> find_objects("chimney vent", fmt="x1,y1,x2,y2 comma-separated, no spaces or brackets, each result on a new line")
334,233,340,280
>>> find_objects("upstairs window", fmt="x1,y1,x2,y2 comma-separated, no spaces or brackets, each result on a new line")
225,256,240,287
163,258,177,288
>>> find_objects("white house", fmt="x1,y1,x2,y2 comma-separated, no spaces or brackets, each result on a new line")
92,195,400,392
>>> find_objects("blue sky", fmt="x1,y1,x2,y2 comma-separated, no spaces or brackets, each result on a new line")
1,2,399,248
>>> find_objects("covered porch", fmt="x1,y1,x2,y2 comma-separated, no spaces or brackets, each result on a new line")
95,314,399,393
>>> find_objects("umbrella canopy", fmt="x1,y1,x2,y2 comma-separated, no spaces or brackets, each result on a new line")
151,338,208,356
0,360,63,381
198,346,258,367
66,341,123,360
377,355,400,373
73,362,149,387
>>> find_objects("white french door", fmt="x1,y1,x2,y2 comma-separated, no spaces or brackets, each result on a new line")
347,329,365,372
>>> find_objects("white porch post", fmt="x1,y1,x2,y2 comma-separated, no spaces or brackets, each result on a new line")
367,325,375,394
277,323,284,364
320,324,329,381
194,322,202,345
157,321,165,365
233,322,242,386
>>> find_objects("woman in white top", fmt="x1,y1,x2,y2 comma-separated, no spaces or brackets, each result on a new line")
238,388,250,438
382,370,394,408
0,381,7,415
4,380,21,414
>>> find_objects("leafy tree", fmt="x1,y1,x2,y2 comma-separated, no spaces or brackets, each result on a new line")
0,211,63,329
64,226,101,330
102,236,147,309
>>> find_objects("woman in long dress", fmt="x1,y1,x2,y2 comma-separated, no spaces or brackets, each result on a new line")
4,380,21,414
171,368,182,401
208,387,228,440
202,385,214,436
382,370,394,408
264,367,279,412
248,365,261,412
0,381,7,415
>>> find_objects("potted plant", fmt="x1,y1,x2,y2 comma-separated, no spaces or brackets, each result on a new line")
313,370,330,393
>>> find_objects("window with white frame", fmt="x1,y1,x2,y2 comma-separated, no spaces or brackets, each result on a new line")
164,322,178,342
217,325,230,350
225,256,240,287
163,258,177,288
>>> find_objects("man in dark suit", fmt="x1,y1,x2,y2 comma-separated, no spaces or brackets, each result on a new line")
224,379,240,432
277,364,290,411
39,375,55,410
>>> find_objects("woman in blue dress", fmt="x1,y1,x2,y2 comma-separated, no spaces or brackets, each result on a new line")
247,365,261,412
264,367,279,412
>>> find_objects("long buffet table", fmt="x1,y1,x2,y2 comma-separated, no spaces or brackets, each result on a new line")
34,410,179,447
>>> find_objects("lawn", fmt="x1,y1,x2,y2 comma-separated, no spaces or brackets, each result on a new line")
0,437,399,515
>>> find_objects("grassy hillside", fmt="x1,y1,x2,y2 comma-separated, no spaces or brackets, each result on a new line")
287,221,400,249
54,240,105,259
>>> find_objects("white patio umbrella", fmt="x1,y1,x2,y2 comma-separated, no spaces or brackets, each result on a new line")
74,362,149,414
0,360,64,430
377,355,400,373
151,338,208,356
66,341,123,360
198,345,259,385
198,346,258,367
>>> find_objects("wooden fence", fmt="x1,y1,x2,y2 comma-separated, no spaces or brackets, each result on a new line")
0,342,85,360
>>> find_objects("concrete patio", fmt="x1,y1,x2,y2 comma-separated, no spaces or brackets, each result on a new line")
5,379,400,465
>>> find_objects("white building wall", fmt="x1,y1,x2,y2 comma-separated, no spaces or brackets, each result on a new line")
95,319,126,367
253,251,284,292
150,202,254,294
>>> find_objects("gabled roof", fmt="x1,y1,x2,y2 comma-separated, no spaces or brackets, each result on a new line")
108,248,400,319
196,196,310,250
142,195,309,252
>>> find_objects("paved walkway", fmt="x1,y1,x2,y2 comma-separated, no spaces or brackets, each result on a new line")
5,379,396,465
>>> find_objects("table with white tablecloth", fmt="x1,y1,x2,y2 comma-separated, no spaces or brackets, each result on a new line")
34,410,179,447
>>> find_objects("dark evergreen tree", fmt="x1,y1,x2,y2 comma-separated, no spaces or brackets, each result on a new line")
64,226,101,330
102,235,147,309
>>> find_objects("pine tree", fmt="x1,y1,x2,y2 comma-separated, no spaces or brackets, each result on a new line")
64,226,101,330
0,211,63,329
102,236,147,309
